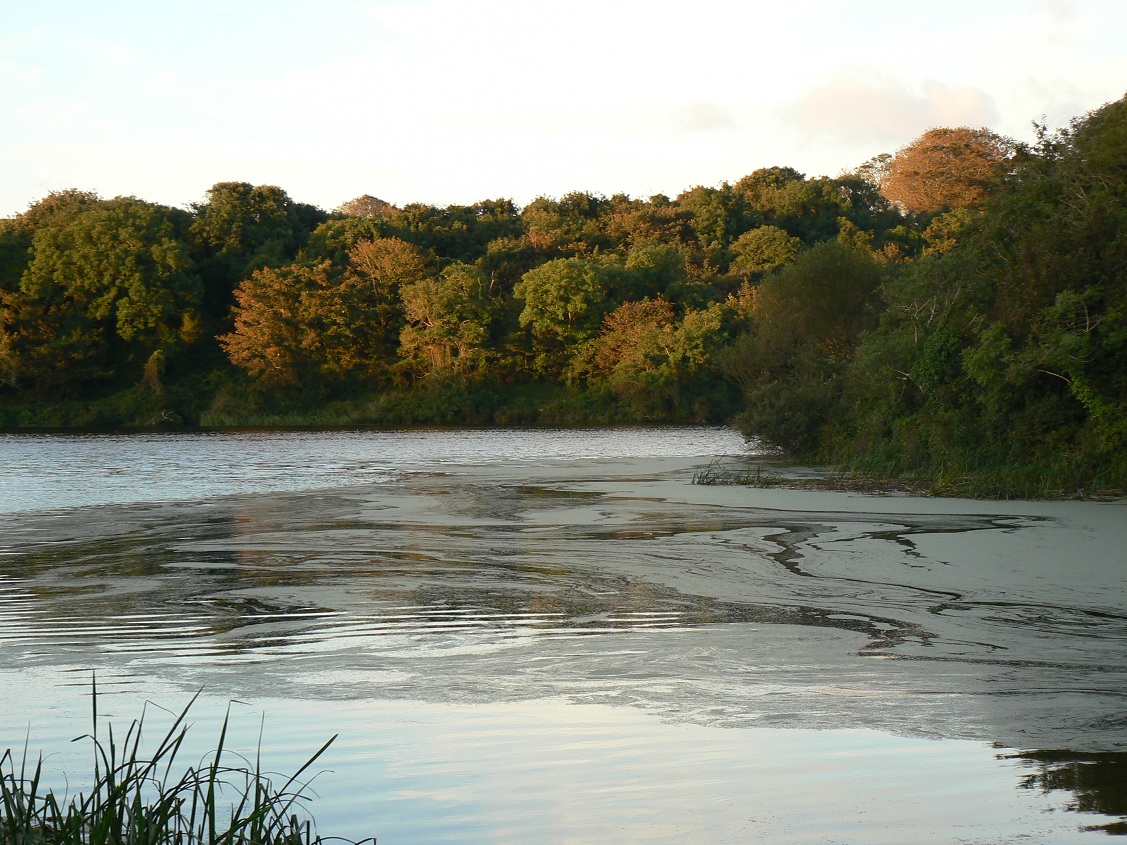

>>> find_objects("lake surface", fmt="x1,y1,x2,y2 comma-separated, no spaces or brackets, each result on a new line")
1,427,1126,843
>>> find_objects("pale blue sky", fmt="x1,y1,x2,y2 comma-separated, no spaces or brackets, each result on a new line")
3,0,1124,215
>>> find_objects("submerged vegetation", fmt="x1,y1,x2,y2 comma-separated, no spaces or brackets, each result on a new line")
0,683,366,845
1,95,1124,496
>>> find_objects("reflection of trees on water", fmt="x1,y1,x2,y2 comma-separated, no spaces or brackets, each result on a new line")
1009,751,1127,834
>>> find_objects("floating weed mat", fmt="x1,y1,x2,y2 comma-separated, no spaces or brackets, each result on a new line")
0,680,373,845
691,458,935,495
692,459,786,487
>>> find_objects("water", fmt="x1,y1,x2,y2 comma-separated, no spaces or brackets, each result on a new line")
0,427,745,513
1,427,1125,842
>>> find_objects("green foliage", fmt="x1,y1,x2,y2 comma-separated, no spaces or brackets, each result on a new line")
189,182,327,319
395,198,522,263
1,196,202,391
399,262,494,380
301,217,390,265
574,297,732,420
728,226,804,277
0,681,361,845
675,184,748,247
521,192,611,255
733,169,899,248
0,219,32,295
821,96,1127,495
724,241,886,455
513,257,612,377
3,93,1125,496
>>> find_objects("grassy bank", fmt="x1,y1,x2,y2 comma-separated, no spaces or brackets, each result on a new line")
0,370,741,431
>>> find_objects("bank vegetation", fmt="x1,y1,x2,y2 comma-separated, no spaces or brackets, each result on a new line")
1,96,1124,497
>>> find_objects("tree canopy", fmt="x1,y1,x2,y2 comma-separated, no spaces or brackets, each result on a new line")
1,94,1124,494
880,127,1017,215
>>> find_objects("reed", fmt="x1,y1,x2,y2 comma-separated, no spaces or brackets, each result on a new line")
0,680,370,845
692,459,784,487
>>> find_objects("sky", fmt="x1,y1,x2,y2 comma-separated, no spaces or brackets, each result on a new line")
2,0,1125,216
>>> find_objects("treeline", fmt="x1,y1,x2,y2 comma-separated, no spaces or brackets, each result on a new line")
725,97,1126,496
1,95,1124,494
0,151,909,426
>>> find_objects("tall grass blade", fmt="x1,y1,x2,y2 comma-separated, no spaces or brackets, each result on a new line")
0,683,371,845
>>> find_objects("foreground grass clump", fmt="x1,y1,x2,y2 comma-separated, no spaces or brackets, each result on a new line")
0,684,370,845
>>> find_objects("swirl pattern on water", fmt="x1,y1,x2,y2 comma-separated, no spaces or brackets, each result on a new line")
3,427,1126,840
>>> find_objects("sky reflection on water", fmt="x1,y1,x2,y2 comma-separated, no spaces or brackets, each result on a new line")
0,427,749,513
1,428,1125,841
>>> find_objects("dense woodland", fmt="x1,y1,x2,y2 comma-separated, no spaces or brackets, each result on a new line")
1,95,1124,496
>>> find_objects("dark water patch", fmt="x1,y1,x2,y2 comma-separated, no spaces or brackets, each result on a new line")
1009,750,1127,834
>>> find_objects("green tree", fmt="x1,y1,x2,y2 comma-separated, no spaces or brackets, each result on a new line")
734,168,902,248
623,241,714,308
520,192,610,255
15,189,103,233
513,257,610,376
399,263,494,379
724,241,885,454
1,190,112,295
396,198,523,263
733,167,805,213
1,196,201,391
674,184,747,247
302,217,392,265
0,219,31,297
189,182,326,317
835,96,1127,489
729,226,804,278
577,298,731,417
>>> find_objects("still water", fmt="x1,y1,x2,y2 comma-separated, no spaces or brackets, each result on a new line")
1,427,1125,843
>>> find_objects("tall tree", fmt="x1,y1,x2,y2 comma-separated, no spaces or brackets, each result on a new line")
880,127,1016,215
1,196,201,391
725,241,885,454
324,237,432,379
189,182,326,317
399,263,494,379
513,257,611,376
219,262,329,388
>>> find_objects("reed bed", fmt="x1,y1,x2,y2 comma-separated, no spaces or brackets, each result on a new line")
0,682,370,845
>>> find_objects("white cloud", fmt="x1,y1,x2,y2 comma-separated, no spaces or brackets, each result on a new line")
1042,0,1076,26
781,70,999,147
673,103,737,133
2,0,1126,215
